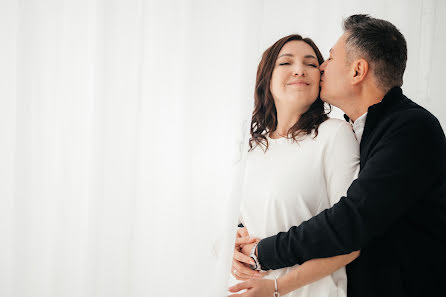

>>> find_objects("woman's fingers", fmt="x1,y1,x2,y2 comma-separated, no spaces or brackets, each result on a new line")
232,260,255,279
232,259,263,278
228,293,247,297
232,271,251,281
232,269,251,281
227,280,251,297
228,280,252,292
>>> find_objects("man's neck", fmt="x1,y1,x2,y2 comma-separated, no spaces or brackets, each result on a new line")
345,87,386,122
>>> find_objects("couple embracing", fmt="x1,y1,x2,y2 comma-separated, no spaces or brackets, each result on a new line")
229,14,446,297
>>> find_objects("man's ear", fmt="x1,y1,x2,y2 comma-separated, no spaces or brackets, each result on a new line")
352,59,369,85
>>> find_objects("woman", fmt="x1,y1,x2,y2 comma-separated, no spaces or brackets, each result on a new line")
228,34,360,297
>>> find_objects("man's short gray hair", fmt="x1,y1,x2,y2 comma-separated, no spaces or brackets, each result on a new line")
343,14,407,92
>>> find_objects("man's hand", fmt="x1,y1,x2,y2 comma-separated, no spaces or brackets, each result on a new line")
240,241,257,259
236,226,250,239
231,228,265,280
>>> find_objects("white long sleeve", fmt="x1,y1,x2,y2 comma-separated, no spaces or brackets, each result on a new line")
323,120,360,206
235,118,360,297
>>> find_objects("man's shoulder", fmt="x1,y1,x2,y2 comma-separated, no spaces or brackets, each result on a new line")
382,94,440,129
370,97,445,149
362,93,445,156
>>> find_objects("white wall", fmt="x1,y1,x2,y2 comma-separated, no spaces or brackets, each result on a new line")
250,0,446,127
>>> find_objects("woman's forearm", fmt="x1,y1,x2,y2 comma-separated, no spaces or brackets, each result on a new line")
277,251,360,296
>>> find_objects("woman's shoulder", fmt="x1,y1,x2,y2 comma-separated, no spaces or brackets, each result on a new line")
317,117,353,135
317,118,359,153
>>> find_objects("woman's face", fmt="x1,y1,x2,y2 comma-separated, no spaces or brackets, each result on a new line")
270,40,321,110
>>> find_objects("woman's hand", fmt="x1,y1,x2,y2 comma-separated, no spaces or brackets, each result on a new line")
228,279,275,297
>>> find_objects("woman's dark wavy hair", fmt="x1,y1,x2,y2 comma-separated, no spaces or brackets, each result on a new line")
249,34,330,151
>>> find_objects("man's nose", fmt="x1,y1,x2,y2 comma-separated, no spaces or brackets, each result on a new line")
320,61,327,71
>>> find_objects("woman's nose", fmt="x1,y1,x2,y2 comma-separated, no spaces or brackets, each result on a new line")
293,67,306,76
293,69,305,76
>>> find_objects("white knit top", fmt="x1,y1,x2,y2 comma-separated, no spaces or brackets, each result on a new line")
240,118,360,297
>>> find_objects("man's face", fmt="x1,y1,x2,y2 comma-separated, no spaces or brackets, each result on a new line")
319,33,352,107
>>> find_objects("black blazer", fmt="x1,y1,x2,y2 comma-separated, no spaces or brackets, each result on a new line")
256,87,446,297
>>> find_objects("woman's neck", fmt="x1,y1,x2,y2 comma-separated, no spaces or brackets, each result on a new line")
272,107,305,138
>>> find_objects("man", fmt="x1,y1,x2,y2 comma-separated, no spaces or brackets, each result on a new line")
232,14,446,297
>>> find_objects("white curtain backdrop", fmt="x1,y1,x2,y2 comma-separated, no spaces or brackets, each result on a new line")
0,1,445,297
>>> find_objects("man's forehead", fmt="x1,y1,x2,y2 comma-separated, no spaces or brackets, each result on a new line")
332,34,347,52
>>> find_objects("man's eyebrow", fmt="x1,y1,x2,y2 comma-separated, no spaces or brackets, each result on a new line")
329,48,333,54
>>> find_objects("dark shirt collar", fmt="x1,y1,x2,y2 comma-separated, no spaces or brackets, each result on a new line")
369,86,402,110
343,86,403,121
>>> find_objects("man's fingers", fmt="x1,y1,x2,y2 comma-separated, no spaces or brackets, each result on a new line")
240,243,255,256
236,227,249,238
228,280,252,292
235,236,257,246
233,249,255,265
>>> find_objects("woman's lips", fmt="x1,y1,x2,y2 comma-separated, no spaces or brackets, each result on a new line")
288,80,309,86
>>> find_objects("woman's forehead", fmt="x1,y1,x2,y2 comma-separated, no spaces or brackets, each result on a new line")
278,40,316,58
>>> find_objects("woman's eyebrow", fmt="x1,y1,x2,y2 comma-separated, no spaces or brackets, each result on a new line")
278,53,317,60
278,53,293,58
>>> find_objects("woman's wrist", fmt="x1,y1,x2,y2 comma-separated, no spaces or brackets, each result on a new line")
276,277,284,296
276,274,296,296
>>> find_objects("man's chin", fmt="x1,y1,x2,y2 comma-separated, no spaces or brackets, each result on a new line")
320,91,331,104
320,91,343,109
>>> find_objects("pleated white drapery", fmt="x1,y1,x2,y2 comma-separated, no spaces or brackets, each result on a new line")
0,1,260,296
0,1,445,297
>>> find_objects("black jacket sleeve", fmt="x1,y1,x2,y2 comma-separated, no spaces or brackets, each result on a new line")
257,109,446,270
